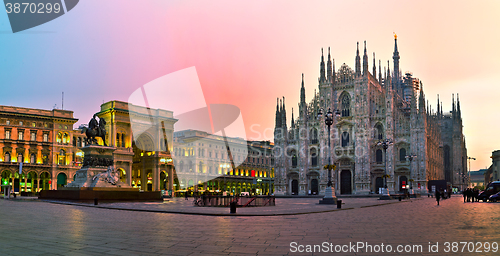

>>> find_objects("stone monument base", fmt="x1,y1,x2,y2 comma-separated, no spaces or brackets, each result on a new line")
39,187,162,202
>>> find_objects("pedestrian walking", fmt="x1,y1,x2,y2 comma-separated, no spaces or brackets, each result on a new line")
435,190,441,206
463,189,466,203
185,190,189,200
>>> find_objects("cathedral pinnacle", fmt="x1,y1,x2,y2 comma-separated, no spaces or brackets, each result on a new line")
300,73,306,105
327,47,332,82
355,42,361,76
373,52,376,78
320,48,326,83
393,34,400,87
437,94,440,116
362,41,368,76
378,59,382,83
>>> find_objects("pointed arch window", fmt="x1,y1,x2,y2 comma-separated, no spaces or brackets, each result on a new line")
341,94,351,117
375,124,384,140
376,149,383,163
311,148,318,166
310,128,318,144
341,132,350,147
291,150,298,168
399,148,407,162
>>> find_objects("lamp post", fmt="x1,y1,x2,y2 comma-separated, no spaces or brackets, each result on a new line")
220,163,230,195
318,108,340,204
405,154,417,194
467,157,476,188
376,139,393,195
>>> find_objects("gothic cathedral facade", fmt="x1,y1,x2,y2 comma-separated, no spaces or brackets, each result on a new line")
273,36,468,196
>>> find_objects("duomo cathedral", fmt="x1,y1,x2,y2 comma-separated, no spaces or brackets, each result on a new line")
273,36,468,196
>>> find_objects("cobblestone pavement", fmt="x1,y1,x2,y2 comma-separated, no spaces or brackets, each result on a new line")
41,197,414,216
1,195,499,255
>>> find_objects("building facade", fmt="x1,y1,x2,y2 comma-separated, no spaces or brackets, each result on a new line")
0,105,81,193
273,36,468,196
173,130,274,195
97,100,177,192
485,150,500,184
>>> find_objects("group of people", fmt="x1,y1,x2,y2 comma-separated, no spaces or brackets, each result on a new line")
434,189,452,205
462,188,480,202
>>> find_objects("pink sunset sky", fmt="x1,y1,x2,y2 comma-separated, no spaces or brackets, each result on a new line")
1,0,499,171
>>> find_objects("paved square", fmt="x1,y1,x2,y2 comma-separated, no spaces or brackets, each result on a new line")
1,196,499,255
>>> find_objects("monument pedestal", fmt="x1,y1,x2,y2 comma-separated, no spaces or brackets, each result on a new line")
40,145,161,202
319,187,337,204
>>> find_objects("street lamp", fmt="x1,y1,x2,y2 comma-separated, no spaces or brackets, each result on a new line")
220,162,230,194
376,139,393,195
467,157,476,188
405,153,417,194
318,108,341,204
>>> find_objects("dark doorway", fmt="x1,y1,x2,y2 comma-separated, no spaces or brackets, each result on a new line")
375,177,384,194
291,179,299,195
14,178,20,193
399,176,408,192
340,170,352,194
311,179,318,195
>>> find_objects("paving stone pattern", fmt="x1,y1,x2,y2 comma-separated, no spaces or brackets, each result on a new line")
0,196,499,255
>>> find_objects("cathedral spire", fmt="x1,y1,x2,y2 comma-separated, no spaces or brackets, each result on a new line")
320,48,326,83
275,98,281,128
355,42,361,76
327,47,332,82
457,93,461,119
291,108,295,128
362,41,368,76
378,59,382,83
282,96,287,129
452,93,455,118
437,94,440,117
332,58,336,85
419,82,425,113
392,33,400,88
300,73,306,105
372,52,376,78
300,73,307,119
386,60,391,89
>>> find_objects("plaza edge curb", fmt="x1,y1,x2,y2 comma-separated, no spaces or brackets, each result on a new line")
36,198,423,217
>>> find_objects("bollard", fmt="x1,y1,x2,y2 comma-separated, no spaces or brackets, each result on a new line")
337,199,342,209
94,198,98,205
230,201,237,214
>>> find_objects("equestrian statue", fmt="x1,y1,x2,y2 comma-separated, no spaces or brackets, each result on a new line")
82,114,108,146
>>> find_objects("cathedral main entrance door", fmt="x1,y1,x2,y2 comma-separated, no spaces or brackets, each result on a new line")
340,170,351,194
399,176,408,192
291,180,299,195
310,179,318,195
375,177,384,194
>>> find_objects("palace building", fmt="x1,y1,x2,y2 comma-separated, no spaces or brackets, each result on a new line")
173,130,274,195
1,100,275,196
273,36,468,196
0,105,82,193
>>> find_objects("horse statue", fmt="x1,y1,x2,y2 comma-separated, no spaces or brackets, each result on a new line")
82,114,108,146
